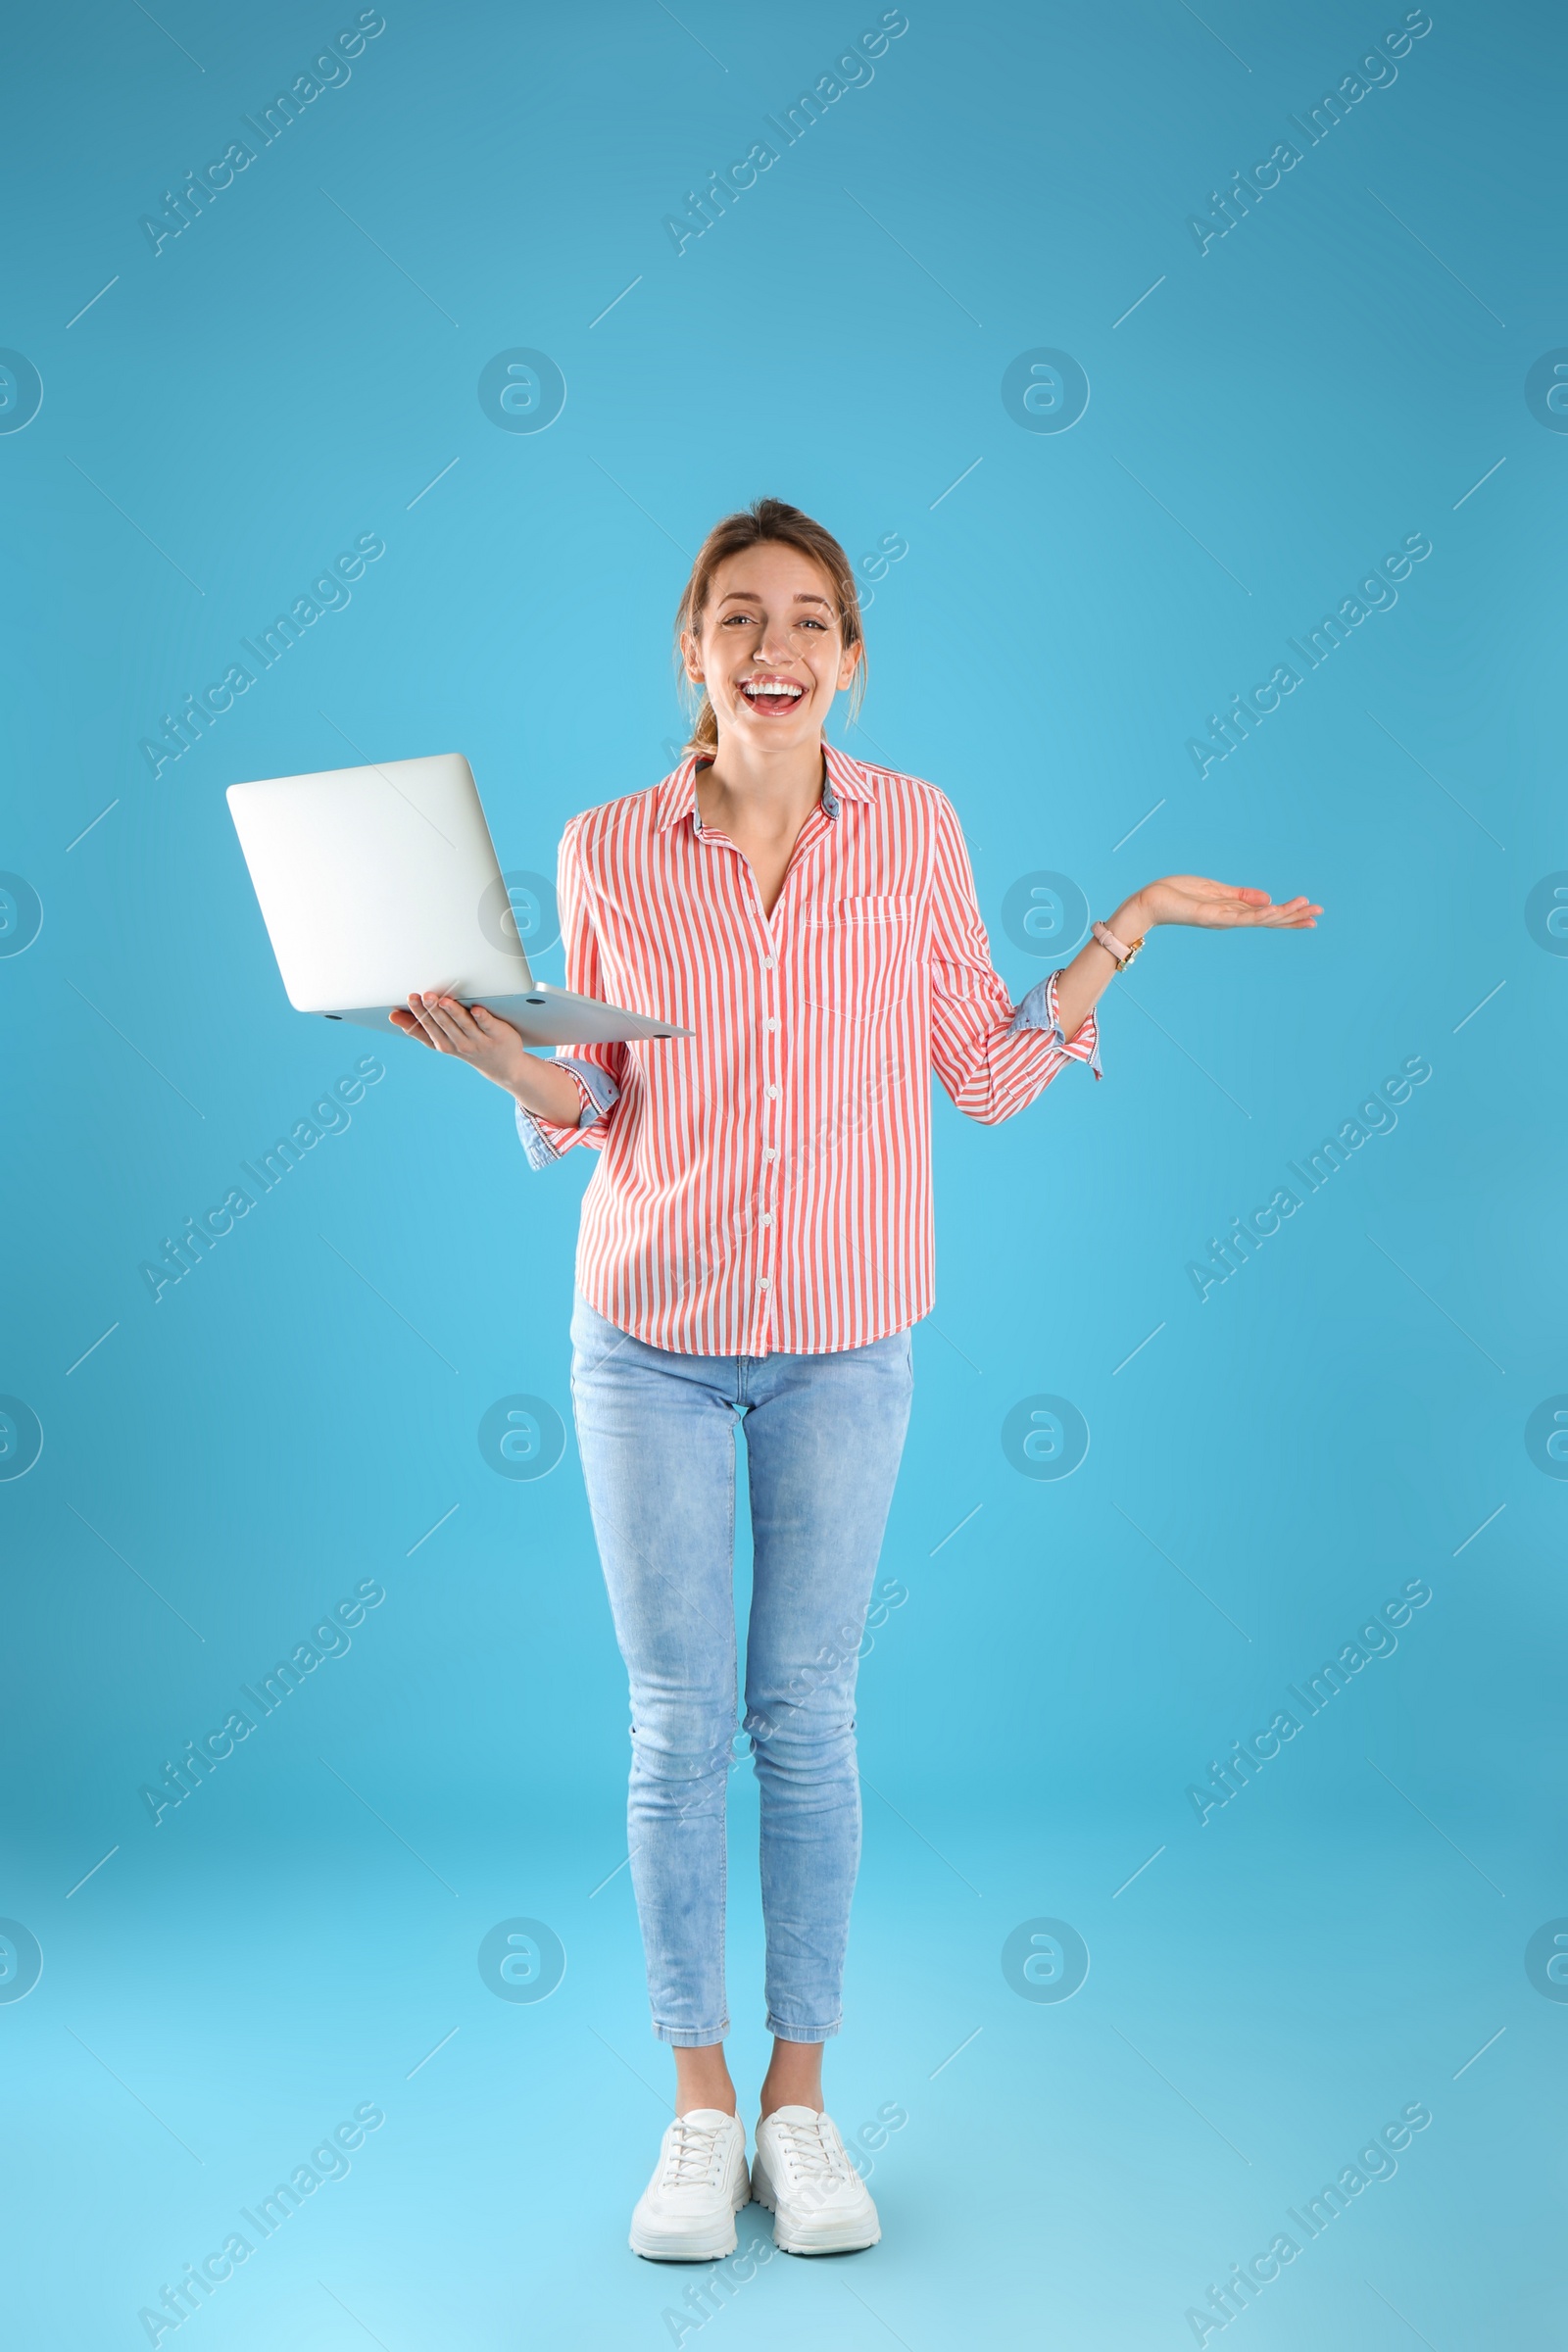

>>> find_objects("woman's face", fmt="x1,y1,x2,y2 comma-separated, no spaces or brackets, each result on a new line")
683,543,859,751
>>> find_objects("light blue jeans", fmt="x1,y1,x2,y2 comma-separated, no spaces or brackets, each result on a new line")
569,1292,914,2046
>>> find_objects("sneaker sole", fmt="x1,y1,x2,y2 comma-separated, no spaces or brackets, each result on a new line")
629,2172,751,2262
750,2156,881,2255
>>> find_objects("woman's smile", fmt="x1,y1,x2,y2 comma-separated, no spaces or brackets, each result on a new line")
738,672,808,716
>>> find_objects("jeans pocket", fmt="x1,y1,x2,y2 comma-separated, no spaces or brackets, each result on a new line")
569,1288,618,1365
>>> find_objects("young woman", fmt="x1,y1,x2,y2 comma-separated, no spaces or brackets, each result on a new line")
392,498,1319,2262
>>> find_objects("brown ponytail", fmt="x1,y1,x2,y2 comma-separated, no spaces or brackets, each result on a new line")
672,496,867,756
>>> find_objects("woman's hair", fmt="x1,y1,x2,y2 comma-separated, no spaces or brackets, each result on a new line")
673,496,866,756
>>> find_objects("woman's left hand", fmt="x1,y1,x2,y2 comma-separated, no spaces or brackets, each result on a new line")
1126,876,1321,933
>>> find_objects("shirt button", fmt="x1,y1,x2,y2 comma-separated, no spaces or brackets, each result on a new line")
763,1147,776,1160
760,1275,770,1288
760,1212,772,1227
765,1017,777,1032
762,956,774,969
766,1084,777,1100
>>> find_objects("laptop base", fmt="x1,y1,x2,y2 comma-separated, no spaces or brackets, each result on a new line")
322,983,690,1047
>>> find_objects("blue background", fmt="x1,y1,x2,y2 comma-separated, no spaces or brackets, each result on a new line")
3,1,1561,2343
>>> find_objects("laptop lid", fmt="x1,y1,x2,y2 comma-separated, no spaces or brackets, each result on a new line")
226,753,534,1013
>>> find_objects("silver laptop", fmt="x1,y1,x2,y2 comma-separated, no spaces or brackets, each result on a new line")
225,752,690,1043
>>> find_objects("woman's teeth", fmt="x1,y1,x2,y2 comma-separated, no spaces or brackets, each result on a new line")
741,680,805,711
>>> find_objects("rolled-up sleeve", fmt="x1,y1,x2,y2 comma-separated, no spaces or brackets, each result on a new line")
514,816,628,1170
927,792,1101,1124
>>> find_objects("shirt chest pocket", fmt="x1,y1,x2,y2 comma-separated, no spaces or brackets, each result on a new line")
802,896,921,1016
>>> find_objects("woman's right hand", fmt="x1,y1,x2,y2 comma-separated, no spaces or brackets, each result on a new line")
391,994,585,1123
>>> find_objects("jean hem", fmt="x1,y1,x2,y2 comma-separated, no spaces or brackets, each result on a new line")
763,2015,843,2045
653,2022,731,2047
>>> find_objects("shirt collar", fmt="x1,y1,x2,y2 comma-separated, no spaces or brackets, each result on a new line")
655,741,876,832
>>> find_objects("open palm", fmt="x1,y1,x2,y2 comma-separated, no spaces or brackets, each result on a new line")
1138,875,1321,931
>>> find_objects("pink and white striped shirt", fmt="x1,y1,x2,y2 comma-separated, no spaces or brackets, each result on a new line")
517,744,1100,1355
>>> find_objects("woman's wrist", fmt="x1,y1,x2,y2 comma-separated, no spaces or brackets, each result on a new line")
1110,892,1154,942
507,1055,585,1124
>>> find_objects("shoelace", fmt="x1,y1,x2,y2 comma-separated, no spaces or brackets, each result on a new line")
770,2114,855,2189
661,2118,728,2188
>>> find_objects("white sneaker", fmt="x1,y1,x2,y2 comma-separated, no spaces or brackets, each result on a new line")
751,2105,881,2254
629,2108,751,2261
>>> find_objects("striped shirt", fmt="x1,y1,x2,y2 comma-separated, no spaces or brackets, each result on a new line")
516,744,1100,1355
